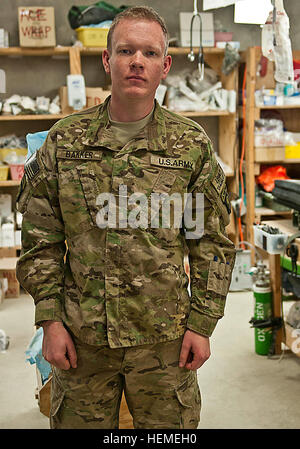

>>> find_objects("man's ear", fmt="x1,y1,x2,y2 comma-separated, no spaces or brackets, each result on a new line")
102,49,111,74
162,55,172,79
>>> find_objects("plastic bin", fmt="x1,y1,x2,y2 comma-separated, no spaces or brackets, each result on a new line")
253,225,288,254
76,27,109,47
0,165,9,181
0,148,27,162
10,164,24,181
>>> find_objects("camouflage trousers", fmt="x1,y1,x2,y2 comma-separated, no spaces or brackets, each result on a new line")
50,333,201,429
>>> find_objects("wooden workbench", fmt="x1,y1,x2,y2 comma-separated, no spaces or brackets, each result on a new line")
261,219,300,357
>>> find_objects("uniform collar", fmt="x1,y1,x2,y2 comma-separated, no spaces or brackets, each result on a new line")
82,95,168,153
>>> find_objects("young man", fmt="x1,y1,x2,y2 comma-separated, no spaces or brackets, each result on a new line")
16,6,235,429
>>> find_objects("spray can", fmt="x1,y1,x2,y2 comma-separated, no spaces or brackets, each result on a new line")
251,262,273,355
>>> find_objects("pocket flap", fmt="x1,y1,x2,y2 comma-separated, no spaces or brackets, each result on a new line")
175,374,196,409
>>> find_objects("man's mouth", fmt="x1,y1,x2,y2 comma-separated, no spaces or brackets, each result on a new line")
127,76,146,81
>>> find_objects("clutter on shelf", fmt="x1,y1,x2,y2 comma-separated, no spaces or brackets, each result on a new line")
287,303,300,329
0,28,9,48
68,2,127,47
164,66,236,112
253,224,288,254
0,94,61,116
257,165,290,193
254,119,285,147
0,135,27,181
222,43,240,75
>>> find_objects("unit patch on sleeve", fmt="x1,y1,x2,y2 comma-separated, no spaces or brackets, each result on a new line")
212,163,231,215
24,152,40,180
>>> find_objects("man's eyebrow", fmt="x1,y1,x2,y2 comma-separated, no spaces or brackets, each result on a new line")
115,42,162,52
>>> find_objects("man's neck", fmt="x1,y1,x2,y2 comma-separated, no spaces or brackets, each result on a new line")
109,95,155,122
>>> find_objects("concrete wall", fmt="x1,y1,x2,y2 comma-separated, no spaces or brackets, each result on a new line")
1,0,300,149
1,0,300,49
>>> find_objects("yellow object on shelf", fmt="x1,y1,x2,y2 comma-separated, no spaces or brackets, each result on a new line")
0,148,27,161
285,142,300,159
76,27,109,47
0,165,9,181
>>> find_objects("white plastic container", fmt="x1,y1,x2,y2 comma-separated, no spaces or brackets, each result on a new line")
254,225,288,254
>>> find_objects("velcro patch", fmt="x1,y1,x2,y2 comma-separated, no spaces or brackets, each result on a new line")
24,152,40,180
150,155,194,170
212,163,226,193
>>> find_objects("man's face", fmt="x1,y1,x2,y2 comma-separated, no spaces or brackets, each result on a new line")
102,19,172,101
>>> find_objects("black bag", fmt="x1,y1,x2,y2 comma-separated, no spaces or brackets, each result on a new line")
68,1,127,29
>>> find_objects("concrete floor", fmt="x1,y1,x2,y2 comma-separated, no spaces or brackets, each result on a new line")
0,291,299,429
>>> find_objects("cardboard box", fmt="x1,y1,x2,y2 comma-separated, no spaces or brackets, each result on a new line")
0,257,19,298
59,86,111,115
18,6,56,47
254,147,285,162
0,194,12,218
179,12,214,47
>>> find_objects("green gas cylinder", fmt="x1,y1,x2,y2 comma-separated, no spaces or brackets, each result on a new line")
251,262,273,355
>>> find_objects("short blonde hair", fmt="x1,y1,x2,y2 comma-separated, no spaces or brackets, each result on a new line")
107,6,169,56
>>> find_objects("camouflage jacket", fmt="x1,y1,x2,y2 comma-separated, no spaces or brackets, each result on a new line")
16,97,236,348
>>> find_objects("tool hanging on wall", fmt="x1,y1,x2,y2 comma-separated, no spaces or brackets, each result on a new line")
187,0,205,80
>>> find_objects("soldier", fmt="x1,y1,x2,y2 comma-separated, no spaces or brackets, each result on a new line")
16,6,236,429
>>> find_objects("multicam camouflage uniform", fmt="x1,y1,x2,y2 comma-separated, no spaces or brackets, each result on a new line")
16,96,236,428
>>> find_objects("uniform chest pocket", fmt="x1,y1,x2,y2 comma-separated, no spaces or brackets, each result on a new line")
58,164,100,236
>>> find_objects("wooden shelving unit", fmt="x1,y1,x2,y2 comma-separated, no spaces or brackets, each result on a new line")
0,45,239,243
242,46,300,245
242,47,300,356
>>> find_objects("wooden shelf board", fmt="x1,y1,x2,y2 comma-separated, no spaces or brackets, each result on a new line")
259,104,300,110
0,110,231,121
0,114,65,121
255,159,300,164
255,207,292,217
0,46,225,57
0,46,70,56
0,180,21,186
178,110,230,117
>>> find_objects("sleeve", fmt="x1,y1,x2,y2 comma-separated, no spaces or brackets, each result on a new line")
16,131,66,325
184,136,236,338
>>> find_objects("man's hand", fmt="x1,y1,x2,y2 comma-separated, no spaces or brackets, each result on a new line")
179,329,210,371
41,321,77,370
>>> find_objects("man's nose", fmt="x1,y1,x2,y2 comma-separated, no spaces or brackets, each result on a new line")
130,52,144,69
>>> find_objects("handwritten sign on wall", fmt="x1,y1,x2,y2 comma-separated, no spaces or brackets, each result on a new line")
18,7,56,47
